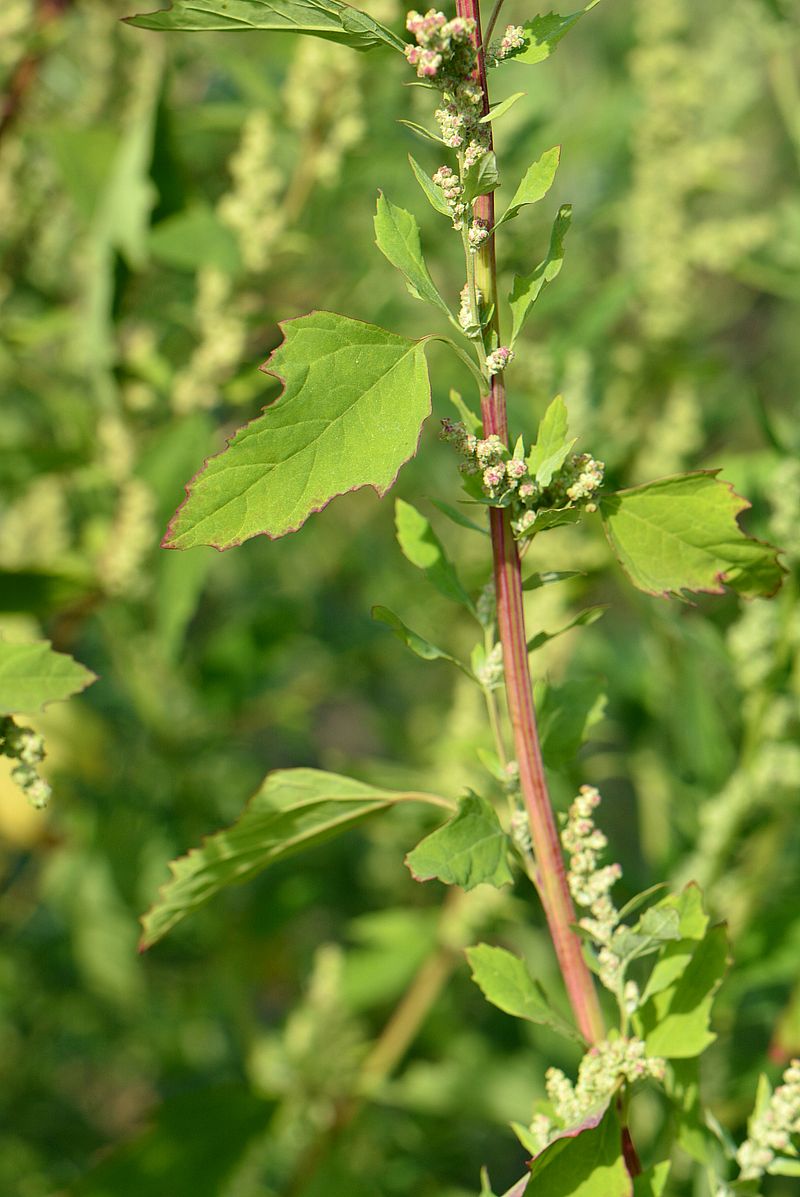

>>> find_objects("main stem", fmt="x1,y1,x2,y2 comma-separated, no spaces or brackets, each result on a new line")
456,0,605,1046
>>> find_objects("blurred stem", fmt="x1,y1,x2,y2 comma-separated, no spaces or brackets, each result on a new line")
483,0,508,50
0,0,71,146
456,0,606,1049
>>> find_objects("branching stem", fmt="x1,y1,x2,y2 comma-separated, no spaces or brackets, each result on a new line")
456,0,606,1047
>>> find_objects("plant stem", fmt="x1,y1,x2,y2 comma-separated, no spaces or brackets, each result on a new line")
456,0,605,1047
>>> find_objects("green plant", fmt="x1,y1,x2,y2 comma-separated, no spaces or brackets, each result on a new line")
45,0,791,1191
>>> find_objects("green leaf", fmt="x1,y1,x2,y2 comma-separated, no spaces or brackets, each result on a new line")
149,204,242,274
527,396,576,486
527,606,606,652
408,154,451,217
374,192,453,318
406,794,514,890
462,151,500,204
140,768,450,948
510,204,572,344
769,1159,800,1176
163,312,431,550
449,387,482,434
466,943,583,1042
537,676,607,769
516,3,604,65
515,506,583,540
494,147,561,232
521,569,583,591
0,639,97,716
430,499,489,536
633,1162,671,1197
125,0,406,52
600,472,785,599
395,499,477,615
372,605,472,676
479,92,527,123
635,923,729,1058
526,1106,631,1196
398,118,446,144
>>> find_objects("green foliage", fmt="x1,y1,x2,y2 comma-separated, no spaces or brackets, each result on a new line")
526,1107,631,1196
462,151,500,205
140,768,450,947
408,154,451,217
372,604,471,674
406,793,514,890
0,639,96,715
515,4,604,66
601,473,784,599
163,313,432,549
466,944,582,1042
527,396,576,487
494,147,561,231
395,499,477,615
126,0,406,51
374,192,453,317
509,205,572,345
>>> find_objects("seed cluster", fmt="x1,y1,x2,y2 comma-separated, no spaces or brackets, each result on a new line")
440,420,604,538
736,1060,800,1180
562,785,624,992
0,716,51,808
487,24,526,65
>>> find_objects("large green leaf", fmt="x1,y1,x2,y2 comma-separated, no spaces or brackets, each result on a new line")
163,312,431,549
493,147,561,231
0,640,96,716
510,205,572,344
395,499,477,615
466,943,583,1042
125,0,405,51
374,193,453,318
140,768,451,947
600,472,784,599
527,1106,631,1196
515,2,604,65
405,795,514,890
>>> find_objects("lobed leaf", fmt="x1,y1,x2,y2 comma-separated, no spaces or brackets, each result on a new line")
600,472,784,599
163,312,431,549
374,192,453,317
515,2,604,65
406,794,514,890
395,499,477,615
494,146,561,232
125,0,406,52
510,205,572,345
466,943,583,1042
0,639,96,716
140,768,451,948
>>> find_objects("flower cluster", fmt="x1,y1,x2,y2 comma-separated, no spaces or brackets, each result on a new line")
0,716,51,809
432,165,466,229
486,346,513,376
562,785,623,992
404,9,476,79
487,24,526,65
736,1060,800,1180
457,282,483,334
467,217,490,252
440,420,604,537
527,1037,666,1152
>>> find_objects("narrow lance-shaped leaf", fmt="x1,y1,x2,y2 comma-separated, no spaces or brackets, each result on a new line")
479,92,526,123
395,499,477,615
408,154,451,217
372,605,473,676
406,794,514,890
374,192,453,318
125,0,406,52
140,769,452,948
0,639,97,716
526,606,606,653
510,204,572,345
493,146,561,231
527,395,576,486
514,2,604,65
466,943,584,1042
600,472,785,599
163,312,432,550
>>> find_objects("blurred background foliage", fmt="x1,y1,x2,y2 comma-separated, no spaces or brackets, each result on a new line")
0,0,799,1193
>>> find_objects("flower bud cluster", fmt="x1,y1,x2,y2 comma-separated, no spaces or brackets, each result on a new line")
529,1038,666,1151
440,421,604,535
562,785,624,992
0,716,51,809
432,165,467,229
404,9,476,80
736,1060,800,1180
458,283,484,336
486,346,513,376
487,25,526,65
467,217,490,253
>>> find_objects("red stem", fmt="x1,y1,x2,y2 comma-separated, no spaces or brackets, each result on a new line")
456,0,605,1047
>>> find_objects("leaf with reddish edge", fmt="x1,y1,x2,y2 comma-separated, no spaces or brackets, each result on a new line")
163,312,432,550
600,471,784,599
527,1105,632,1196
0,639,97,716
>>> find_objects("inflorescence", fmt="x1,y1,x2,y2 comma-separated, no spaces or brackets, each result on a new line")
440,419,604,538
487,25,526,66
0,716,51,808
736,1059,800,1181
562,784,624,993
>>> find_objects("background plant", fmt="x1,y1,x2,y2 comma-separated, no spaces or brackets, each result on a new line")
0,0,799,1194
